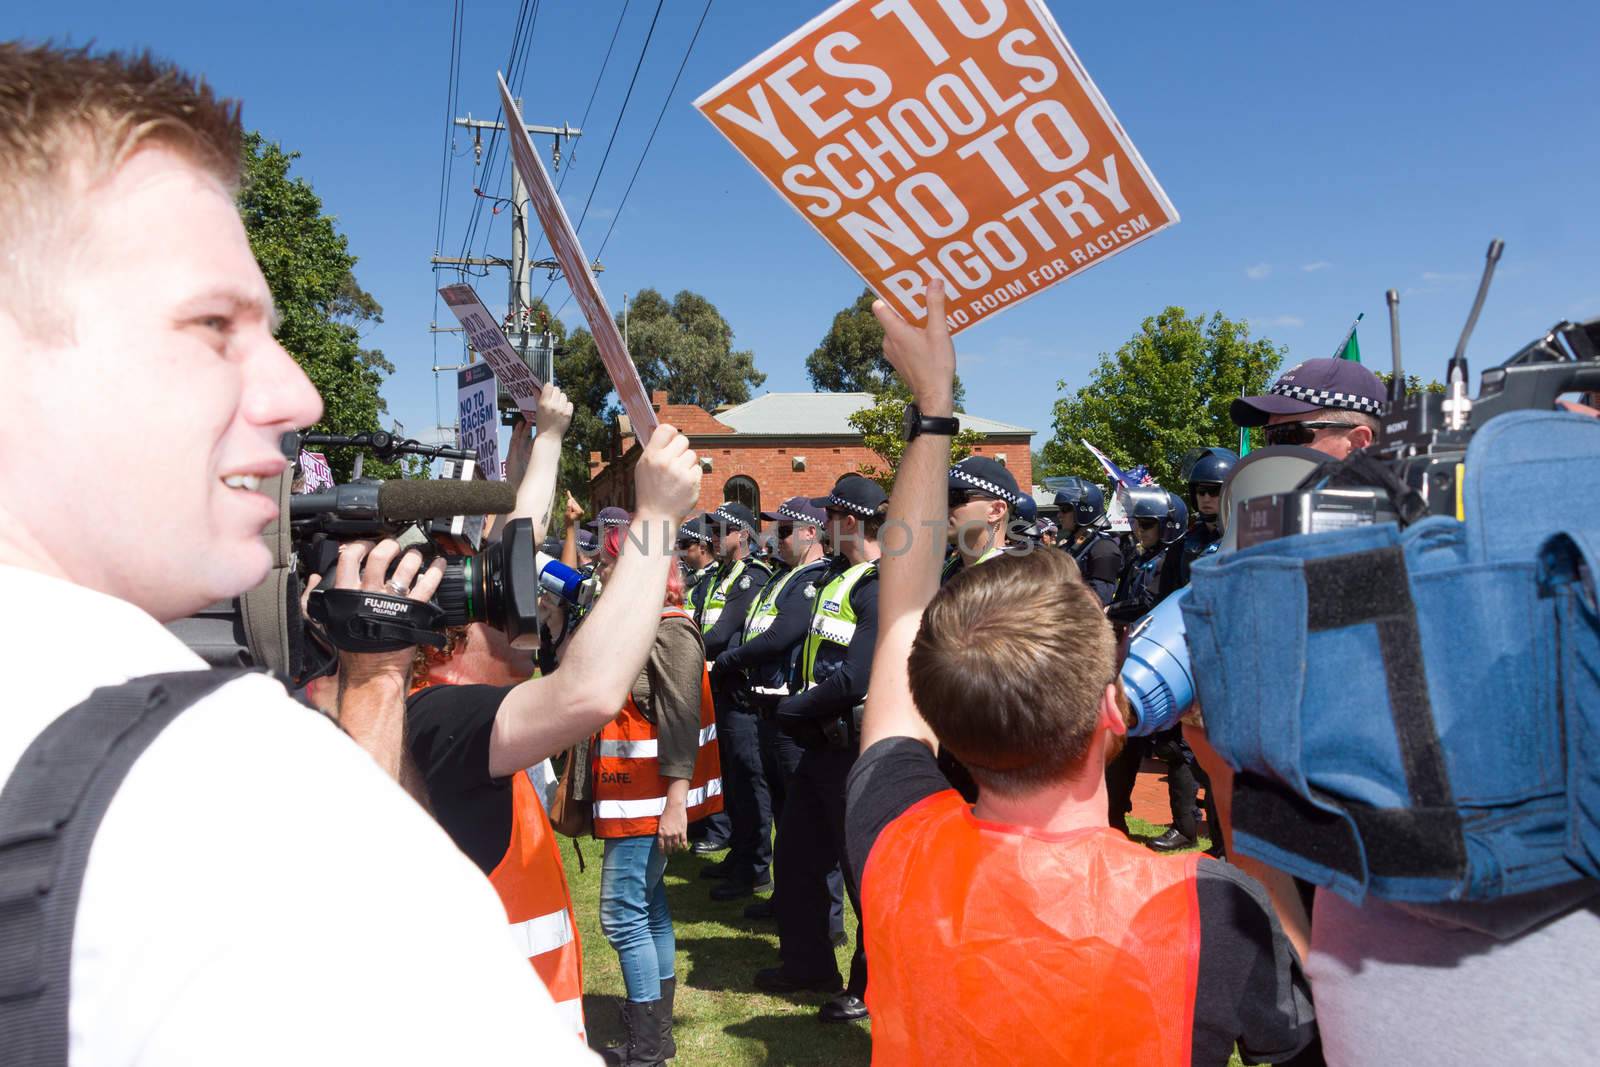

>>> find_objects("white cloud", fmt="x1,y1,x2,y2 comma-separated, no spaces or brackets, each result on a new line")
1265,315,1305,328
1301,261,1332,273
1245,263,1272,281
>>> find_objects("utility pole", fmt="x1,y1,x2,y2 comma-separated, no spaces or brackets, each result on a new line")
434,107,591,421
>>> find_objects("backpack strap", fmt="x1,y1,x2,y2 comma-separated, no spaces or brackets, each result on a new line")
0,668,257,1065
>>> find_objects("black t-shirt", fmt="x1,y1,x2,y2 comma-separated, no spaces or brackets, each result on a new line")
405,684,517,876
845,738,1318,1066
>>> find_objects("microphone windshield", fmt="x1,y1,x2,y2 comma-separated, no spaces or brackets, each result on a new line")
378,479,517,521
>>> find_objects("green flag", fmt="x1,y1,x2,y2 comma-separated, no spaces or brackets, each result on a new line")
1239,424,1251,457
1332,313,1364,363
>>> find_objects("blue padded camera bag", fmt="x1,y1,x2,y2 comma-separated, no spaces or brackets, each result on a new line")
1182,410,1600,904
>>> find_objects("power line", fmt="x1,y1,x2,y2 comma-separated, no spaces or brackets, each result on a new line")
455,0,535,270
526,0,634,269
551,0,713,321
571,0,666,238
594,0,713,261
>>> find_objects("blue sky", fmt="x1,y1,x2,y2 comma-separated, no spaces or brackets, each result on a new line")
20,0,1599,467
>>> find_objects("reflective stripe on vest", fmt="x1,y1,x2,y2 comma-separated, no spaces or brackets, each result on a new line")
490,768,587,1041
594,779,725,821
699,558,747,635
593,608,726,838
801,560,876,688
742,561,805,641
862,792,1201,1064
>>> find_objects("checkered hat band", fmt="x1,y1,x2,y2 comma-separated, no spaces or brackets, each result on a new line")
776,505,819,524
678,525,711,544
825,497,876,517
1269,382,1385,415
599,516,630,527
713,508,753,532
950,466,1021,505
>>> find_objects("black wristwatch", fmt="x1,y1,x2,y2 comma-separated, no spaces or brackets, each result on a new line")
902,403,960,443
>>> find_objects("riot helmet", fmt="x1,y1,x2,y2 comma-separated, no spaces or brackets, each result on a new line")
1052,476,1106,528
1121,484,1186,546
1179,447,1237,516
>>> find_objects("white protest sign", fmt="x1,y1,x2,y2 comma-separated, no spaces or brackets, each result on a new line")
438,283,543,415
297,450,334,493
457,362,503,481
496,72,658,441
695,0,1178,334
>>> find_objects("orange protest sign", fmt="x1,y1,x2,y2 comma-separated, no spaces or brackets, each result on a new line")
695,0,1176,334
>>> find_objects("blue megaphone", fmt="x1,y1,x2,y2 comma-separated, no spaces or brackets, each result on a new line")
1120,588,1195,736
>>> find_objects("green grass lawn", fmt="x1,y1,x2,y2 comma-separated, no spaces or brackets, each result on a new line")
563,817,1240,1066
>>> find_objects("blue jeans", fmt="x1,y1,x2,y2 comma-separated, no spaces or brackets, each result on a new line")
599,835,675,1002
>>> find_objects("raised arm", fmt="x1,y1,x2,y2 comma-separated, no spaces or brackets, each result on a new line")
859,280,956,754
487,424,701,777
504,383,573,546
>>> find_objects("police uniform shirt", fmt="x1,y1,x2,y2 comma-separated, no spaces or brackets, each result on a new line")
1107,543,1169,623
777,558,880,726
1067,529,1123,606
702,556,773,661
716,557,832,681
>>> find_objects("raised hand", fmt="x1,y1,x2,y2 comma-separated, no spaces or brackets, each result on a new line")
534,382,574,439
871,278,956,416
632,424,701,522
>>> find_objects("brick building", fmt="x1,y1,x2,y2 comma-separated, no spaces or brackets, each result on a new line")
589,391,1034,521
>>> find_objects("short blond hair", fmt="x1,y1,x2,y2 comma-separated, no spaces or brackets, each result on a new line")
909,549,1116,795
0,43,242,335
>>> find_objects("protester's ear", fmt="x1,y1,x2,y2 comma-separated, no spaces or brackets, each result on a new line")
1100,683,1128,737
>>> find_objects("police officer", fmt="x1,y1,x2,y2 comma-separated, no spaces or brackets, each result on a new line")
698,501,776,899
1160,448,1236,595
1138,450,1237,855
1104,486,1195,842
1054,477,1123,605
754,475,885,1024
1105,486,1186,625
677,516,718,628
943,455,1028,582
711,498,844,932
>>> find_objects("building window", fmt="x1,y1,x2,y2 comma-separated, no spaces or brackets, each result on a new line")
723,475,760,517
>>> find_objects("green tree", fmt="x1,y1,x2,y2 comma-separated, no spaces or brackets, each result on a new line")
848,380,986,491
1376,371,1445,395
807,287,966,407
1040,308,1285,490
555,288,764,506
238,133,398,481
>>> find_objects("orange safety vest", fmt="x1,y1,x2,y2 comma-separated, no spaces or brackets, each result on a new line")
862,791,1202,1066
411,680,586,1041
592,609,725,839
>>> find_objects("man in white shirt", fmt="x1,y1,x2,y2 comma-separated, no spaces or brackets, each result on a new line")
0,42,619,1064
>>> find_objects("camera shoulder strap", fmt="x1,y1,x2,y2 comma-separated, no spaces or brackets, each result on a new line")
0,668,255,1066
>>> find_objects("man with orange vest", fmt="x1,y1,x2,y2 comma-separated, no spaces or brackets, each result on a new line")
406,619,588,1039
843,281,1316,1065
335,395,705,1057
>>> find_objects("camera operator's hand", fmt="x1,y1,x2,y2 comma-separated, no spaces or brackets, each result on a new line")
334,539,447,680
535,382,574,440
632,424,701,523
872,278,956,417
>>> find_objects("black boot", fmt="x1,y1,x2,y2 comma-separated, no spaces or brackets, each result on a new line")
600,999,664,1067
658,977,677,1060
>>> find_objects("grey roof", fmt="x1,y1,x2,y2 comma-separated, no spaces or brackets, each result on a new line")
713,392,1033,437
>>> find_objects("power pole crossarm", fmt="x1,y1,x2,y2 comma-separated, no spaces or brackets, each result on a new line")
453,116,581,139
